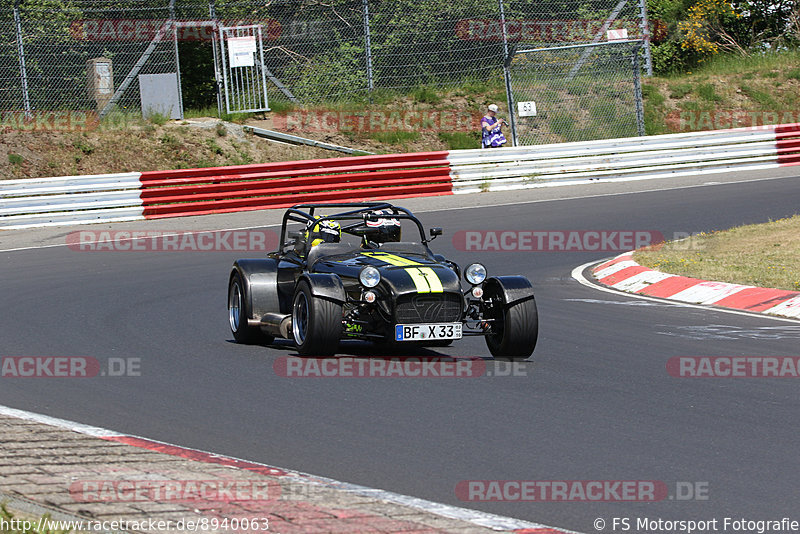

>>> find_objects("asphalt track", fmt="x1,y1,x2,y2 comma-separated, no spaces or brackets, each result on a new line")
2,171,800,532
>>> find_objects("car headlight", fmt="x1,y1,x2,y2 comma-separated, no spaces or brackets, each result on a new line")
359,266,381,288
464,263,487,285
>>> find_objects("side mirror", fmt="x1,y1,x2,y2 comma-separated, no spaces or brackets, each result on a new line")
429,227,443,238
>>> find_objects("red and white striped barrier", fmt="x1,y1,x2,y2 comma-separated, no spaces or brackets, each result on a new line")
2,124,799,229
593,253,800,319
138,152,451,219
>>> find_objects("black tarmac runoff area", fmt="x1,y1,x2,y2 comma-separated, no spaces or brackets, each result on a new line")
2,169,799,532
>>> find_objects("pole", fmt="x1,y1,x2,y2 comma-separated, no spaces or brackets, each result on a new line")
362,0,374,102
499,0,518,146
13,0,31,118
637,0,654,76
209,0,222,117
633,48,645,136
170,0,184,119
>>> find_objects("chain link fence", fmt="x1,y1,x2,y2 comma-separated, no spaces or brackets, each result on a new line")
1,1,177,114
1,0,650,144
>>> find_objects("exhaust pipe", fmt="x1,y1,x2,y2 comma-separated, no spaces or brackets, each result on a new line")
255,312,292,338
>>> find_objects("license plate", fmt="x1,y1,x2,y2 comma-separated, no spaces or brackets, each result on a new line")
395,323,462,342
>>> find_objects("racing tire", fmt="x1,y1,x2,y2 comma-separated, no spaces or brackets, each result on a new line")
228,271,274,345
292,280,342,357
485,293,538,360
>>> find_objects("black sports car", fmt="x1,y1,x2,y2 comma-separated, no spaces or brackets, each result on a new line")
227,202,538,359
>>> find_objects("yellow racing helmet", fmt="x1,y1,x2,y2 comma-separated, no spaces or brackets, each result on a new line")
305,218,341,247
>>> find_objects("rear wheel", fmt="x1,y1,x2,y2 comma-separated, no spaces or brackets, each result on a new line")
292,280,342,356
228,271,274,345
485,290,538,360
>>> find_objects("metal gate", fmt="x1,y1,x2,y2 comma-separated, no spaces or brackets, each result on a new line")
505,40,644,146
217,25,270,114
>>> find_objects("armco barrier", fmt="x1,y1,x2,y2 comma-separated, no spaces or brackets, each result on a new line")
448,123,800,193
138,152,451,219
0,173,145,229
2,124,798,230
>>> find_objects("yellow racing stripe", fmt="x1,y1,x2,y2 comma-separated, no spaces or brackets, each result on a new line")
361,252,443,293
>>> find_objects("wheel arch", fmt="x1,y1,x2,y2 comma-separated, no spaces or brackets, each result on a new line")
484,275,536,307
298,273,347,305
230,258,280,321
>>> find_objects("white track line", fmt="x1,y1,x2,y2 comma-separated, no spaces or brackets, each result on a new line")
571,260,800,325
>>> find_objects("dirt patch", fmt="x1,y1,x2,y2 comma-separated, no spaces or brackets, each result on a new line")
0,118,349,181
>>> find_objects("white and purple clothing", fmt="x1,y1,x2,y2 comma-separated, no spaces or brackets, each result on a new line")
481,115,507,148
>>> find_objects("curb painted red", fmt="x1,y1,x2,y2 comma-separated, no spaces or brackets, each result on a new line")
591,253,800,320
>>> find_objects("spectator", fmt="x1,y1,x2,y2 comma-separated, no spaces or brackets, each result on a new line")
481,104,508,148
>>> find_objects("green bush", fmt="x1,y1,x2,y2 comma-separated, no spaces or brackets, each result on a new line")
642,84,666,107
285,43,367,102
696,83,723,102
438,131,479,150
410,86,443,104
147,111,169,126
740,85,779,108
369,131,420,144
72,138,94,155
669,83,693,99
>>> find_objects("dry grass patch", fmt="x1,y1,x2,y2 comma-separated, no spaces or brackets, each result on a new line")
633,215,800,292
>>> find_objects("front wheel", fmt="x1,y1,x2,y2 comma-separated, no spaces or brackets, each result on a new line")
485,293,538,360
292,280,342,356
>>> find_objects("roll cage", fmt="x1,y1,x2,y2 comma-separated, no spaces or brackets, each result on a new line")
277,202,441,259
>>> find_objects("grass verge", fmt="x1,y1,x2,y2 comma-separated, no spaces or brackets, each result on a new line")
643,49,800,134
1,504,67,534
633,215,800,292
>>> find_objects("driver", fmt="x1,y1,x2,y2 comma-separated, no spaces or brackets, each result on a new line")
362,209,401,247
305,218,341,248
